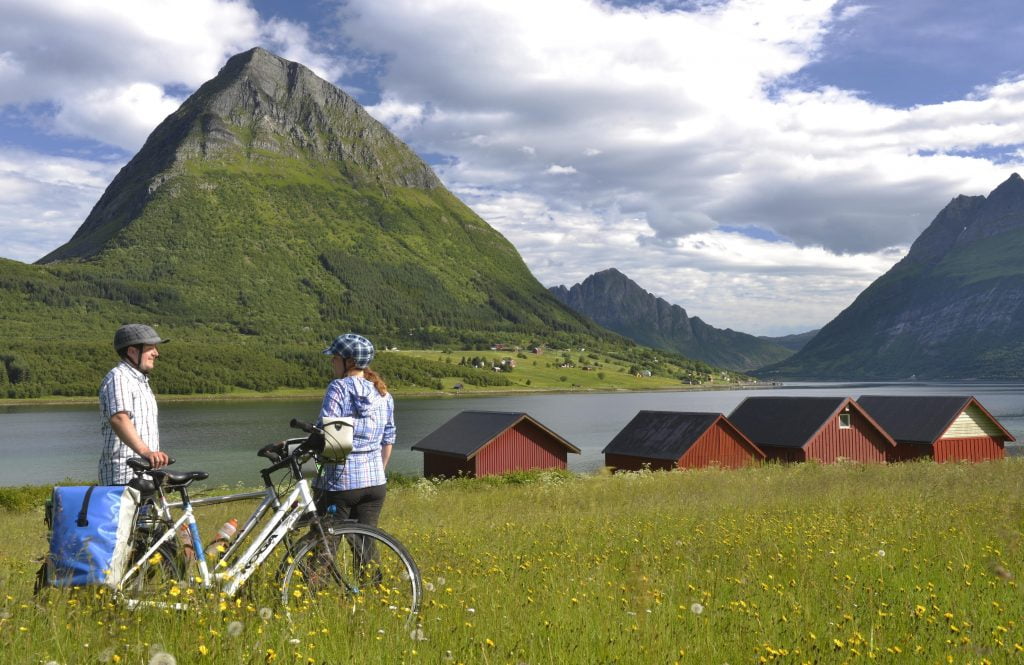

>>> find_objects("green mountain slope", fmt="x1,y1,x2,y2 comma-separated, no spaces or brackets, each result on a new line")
550,268,795,371
0,48,631,397
760,173,1024,380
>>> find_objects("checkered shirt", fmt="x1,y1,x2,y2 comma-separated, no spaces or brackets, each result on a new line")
98,361,160,485
315,376,395,492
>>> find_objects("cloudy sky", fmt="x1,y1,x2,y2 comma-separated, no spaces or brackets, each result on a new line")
2,0,1023,336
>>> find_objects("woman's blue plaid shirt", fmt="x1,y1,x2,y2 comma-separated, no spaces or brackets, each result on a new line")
314,376,395,491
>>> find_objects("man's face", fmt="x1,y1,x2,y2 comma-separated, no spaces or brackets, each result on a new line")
129,344,160,374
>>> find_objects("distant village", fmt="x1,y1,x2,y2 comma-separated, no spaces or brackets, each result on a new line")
411,395,1015,478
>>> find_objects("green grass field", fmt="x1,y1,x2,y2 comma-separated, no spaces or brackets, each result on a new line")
2,460,1022,664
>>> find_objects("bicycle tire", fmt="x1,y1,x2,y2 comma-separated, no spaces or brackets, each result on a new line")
280,521,422,622
120,541,186,606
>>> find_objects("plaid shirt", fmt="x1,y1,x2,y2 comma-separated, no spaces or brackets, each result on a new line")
98,361,159,485
315,376,395,492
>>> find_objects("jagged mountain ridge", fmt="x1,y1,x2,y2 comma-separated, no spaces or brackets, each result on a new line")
550,269,797,371
761,173,1024,380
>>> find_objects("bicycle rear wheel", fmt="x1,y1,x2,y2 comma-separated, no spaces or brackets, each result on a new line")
119,540,187,608
280,521,421,623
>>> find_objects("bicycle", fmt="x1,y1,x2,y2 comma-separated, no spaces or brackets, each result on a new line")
120,419,422,623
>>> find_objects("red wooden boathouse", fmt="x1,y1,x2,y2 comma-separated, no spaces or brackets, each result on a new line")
729,396,895,463
857,395,1014,462
602,411,764,471
411,411,580,478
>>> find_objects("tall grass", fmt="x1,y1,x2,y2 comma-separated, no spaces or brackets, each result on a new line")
3,460,1022,663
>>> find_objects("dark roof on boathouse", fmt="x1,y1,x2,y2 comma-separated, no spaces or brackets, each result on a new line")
856,395,1015,445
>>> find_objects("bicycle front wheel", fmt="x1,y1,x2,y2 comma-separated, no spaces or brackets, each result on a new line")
280,522,421,622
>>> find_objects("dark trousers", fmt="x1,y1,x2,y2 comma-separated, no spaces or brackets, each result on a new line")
316,484,387,528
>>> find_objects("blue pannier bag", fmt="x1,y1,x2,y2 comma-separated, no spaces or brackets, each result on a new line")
46,485,140,588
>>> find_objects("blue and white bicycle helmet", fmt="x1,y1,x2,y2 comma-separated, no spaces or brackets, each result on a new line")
323,333,375,368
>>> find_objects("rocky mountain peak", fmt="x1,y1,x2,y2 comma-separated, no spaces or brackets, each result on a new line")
904,172,1024,265
39,48,440,263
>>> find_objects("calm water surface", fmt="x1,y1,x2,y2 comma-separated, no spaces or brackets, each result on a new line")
2,382,1022,487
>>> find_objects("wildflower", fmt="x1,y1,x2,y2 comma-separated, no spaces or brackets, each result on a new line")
288,639,300,645
410,628,427,641
424,582,435,592
485,638,495,648
148,655,177,665
690,603,704,615
227,621,244,637
467,607,476,614
436,576,446,586
198,645,208,655
877,550,885,558
259,607,273,620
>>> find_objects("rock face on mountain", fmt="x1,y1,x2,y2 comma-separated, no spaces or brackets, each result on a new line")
762,173,1024,380
550,269,795,371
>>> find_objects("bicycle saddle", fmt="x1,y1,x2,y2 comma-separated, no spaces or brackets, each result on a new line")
149,469,210,487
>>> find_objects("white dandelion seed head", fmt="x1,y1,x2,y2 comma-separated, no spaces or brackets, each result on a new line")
288,638,300,645
410,627,427,641
377,629,386,635
258,607,273,620
99,647,117,663
226,621,244,637
436,576,446,586
877,549,886,558
148,653,177,665
690,602,705,615
467,607,476,614
424,582,435,592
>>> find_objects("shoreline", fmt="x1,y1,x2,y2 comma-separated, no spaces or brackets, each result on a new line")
0,381,779,408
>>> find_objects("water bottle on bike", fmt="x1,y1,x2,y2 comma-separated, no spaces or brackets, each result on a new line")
205,518,238,560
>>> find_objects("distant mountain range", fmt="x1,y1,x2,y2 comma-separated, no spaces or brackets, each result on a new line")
762,173,1024,380
550,269,810,371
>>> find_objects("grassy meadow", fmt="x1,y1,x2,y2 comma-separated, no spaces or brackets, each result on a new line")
2,460,1023,664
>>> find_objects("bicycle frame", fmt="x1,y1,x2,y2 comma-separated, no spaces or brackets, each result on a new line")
120,451,323,602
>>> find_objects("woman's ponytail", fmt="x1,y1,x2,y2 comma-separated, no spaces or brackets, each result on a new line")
363,367,388,396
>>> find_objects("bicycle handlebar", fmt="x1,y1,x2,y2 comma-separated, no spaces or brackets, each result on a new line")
127,457,176,473
290,418,314,433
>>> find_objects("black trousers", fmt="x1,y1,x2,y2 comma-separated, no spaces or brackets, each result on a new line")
316,484,387,528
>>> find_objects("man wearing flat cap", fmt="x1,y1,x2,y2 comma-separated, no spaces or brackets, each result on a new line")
98,324,172,484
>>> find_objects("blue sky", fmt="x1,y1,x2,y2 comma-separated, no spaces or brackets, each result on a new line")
2,0,1023,336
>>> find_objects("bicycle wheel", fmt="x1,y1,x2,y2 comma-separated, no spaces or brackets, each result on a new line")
119,541,187,607
280,522,421,622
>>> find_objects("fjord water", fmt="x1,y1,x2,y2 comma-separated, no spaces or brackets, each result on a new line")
2,382,1022,487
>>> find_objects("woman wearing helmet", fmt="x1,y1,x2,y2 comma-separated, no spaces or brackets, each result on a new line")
314,333,395,527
